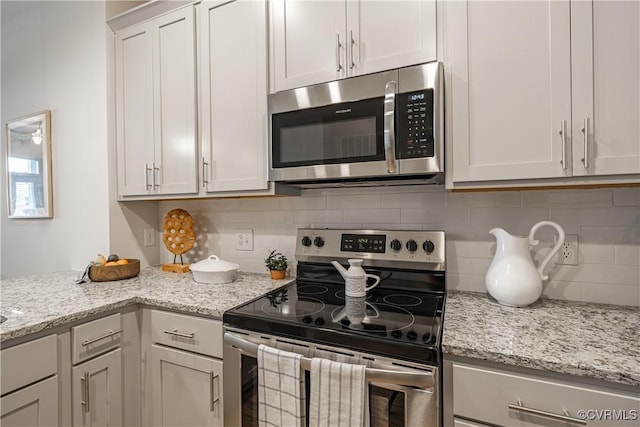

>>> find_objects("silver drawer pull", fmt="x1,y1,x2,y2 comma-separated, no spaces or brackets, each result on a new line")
164,329,195,339
210,372,220,412
82,329,123,346
508,400,586,425
80,371,90,413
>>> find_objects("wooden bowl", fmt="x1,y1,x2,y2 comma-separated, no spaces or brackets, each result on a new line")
89,259,140,282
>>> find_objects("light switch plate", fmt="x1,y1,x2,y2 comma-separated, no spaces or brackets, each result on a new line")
143,228,156,247
235,229,254,251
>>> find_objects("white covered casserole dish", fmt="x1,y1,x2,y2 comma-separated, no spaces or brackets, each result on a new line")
190,255,239,284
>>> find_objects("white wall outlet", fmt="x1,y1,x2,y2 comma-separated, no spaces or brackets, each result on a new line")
235,229,254,251
557,234,579,265
143,228,156,247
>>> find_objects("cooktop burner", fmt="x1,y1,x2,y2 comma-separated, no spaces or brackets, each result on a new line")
224,228,446,365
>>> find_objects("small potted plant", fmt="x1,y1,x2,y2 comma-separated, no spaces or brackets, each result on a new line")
265,249,288,280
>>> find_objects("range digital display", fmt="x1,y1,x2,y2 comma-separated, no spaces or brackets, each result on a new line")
341,234,386,253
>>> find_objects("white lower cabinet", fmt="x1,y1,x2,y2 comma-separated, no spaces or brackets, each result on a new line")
0,334,59,426
447,360,640,427
151,344,223,427
72,349,123,427
1,375,59,427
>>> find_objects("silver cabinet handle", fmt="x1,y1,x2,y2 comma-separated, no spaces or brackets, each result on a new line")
153,163,160,189
163,329,195,339
581,117,589,169
384,81,397,173
202,157,209,188
559,120,567,170
81,371,90,413
509,401,586,425
82,329,123,346
145,163,152,190
210,372,220,412
336,34,343,72
349,30,355,70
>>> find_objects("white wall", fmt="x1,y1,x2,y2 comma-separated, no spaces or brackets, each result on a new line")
159,186,640,307
1,1,111,278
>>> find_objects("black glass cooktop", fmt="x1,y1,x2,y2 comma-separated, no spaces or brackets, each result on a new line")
224,263,445,365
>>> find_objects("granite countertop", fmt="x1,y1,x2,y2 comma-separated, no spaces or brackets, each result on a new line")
443,291,640,387
0,267,290,343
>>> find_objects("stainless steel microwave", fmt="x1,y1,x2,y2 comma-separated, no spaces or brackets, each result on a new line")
268,62,444,188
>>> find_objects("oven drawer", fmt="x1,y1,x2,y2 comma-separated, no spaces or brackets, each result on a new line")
151,310,222,358
452,362,639,427
72,313,122,364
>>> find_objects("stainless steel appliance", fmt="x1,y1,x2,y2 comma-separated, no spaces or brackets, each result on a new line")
224,228,446,426
268,62,444,188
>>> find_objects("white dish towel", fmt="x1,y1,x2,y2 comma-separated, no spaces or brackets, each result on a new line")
309,357,367,427
257,344,306,427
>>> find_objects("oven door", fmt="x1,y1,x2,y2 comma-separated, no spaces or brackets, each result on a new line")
223,330,440,427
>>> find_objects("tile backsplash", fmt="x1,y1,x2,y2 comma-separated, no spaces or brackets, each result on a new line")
159,186,639,307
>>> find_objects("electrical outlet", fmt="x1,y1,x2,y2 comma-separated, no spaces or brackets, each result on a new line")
235,229,254,251
143,228,156,247
557,234,579,265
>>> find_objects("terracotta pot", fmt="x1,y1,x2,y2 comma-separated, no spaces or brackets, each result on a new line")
270,270,286,280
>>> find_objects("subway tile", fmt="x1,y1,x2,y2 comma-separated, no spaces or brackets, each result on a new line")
445,273,487,293
552,263,639,286
215,210,294,225
380,191,446,209
580,283,640,307
447,240,495,259
469,207,550,236
550,207,639,226
613,188,640,206
293,209,343,224
581,226,640,245
614,245,640,266
342,209,401,224
579,243,615,265
446,257,492,275
542,280,582,301
326,194,381,209
401,207,469,225
446,191,522,208
522,188,613,207
278,195,326,210
360,223,424,230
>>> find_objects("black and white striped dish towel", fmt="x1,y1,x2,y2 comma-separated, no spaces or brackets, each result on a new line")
257,344,305,427
309,358,367,427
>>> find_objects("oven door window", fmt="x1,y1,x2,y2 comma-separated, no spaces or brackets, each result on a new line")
272,97,385,168
240,356,413,427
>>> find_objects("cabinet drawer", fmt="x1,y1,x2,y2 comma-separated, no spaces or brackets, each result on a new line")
453,363,640,427
151,310,222,358
72,313,122,364
1,334,57,395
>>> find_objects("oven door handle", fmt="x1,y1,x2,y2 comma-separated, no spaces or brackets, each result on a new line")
224,332,434,389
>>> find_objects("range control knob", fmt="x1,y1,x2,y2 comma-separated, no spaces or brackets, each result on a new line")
301,236,312,247
423,240,435,253
313,236,325,248
406,239,418,252
390,239,402,251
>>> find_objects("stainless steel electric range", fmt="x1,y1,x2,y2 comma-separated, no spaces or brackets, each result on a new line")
223,228,446,427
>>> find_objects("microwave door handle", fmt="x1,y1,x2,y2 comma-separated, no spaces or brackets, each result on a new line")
384,81,397,173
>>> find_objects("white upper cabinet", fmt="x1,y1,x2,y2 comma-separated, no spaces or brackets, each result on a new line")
448,0,572,183
200,0,269,193
570,0,640,176
115,6,197,198
447,0,639,186
271,0,436,92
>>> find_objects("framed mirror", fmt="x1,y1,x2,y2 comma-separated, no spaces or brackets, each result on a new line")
6,111,53,218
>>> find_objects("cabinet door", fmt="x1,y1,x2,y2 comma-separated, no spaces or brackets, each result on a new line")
151,344,223,427
115,22,154,197
347,0,436,77
1,375,58,427
271,0,346,91
571,0,640,176
448,0,572,182
200,0,269,192
72,349,123,427
152,7,198,195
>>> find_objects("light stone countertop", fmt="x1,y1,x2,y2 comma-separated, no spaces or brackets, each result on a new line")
0,267,290,343
443,291,640,387
2,270,638,387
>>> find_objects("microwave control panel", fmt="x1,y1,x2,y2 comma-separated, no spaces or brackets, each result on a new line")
396,89,434,159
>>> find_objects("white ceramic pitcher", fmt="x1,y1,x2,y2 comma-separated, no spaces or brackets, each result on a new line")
485,221,565,307
332,259,381,297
